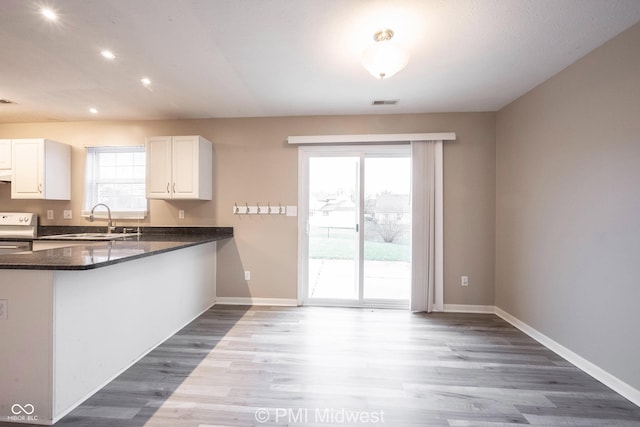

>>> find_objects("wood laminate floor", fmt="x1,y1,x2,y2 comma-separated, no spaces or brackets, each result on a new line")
3,305,639,426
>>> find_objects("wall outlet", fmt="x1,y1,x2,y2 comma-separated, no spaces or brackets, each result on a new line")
461,275,469,286
244,271,251,281
46,210,54,220
178,210,185,219
63,210,72,219
0,299,8,320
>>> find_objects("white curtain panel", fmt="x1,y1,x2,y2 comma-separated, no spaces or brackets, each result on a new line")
410,140,444,312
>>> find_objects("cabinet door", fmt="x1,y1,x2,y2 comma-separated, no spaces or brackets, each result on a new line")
171,136,199,199
0,140,11,169
145,136,172,199
12,139,44,199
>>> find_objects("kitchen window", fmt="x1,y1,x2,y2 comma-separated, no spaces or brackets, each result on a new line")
82,146,148,219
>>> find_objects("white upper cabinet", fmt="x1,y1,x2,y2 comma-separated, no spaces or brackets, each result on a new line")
11,139,71,200
0,140,11,169
145,135,213,200
146,136,173,199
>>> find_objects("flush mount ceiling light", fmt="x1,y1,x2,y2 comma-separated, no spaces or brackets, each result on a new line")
361,29,410,79
89,107,98,114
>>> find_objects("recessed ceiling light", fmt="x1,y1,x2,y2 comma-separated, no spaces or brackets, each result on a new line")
89,108,98,114
40,7,59,21
140,77,151,86
100,50,116,60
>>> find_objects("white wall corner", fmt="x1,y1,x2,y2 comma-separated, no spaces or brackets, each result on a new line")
495,306,640,408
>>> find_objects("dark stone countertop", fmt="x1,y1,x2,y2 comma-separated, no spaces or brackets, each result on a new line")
0,226,233,271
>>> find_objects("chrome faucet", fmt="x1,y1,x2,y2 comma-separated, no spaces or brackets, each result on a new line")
89,203,115,233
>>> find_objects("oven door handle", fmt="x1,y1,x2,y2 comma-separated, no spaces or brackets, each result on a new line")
0,245,26,249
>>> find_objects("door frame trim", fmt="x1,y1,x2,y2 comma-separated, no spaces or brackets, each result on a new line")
297,145,411,307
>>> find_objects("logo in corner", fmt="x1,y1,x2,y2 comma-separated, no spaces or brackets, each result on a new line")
11,403,35,415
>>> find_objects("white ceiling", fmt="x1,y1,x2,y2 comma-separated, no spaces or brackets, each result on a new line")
1,0,640,123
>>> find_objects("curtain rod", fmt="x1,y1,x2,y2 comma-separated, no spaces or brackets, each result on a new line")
287,132,456,145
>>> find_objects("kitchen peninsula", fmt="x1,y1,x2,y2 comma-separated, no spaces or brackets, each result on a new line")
0,227,232,425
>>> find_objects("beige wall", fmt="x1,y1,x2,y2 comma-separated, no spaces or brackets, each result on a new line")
0,112,495,304
496,23,640,389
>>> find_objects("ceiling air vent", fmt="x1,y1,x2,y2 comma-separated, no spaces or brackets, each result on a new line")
371,99,398,106
0,99,15,104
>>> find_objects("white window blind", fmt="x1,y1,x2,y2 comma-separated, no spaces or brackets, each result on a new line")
82,146,148,219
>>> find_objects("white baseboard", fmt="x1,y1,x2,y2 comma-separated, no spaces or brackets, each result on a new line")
443,304,496,314
215,297,298,307
495,306,640,407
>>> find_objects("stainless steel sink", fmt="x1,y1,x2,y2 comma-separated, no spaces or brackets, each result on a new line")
39,233,130,241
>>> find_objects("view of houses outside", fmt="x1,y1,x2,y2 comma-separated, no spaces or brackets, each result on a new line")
308,156,411,302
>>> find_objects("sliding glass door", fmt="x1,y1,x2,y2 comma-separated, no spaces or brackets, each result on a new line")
299,146,411,308
362,156,411,302
307,156,359,300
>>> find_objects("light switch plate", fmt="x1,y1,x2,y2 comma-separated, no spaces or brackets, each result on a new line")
286,206,297,217
63,210,72,219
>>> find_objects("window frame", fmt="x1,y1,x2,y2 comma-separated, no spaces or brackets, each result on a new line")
82,145,148,220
